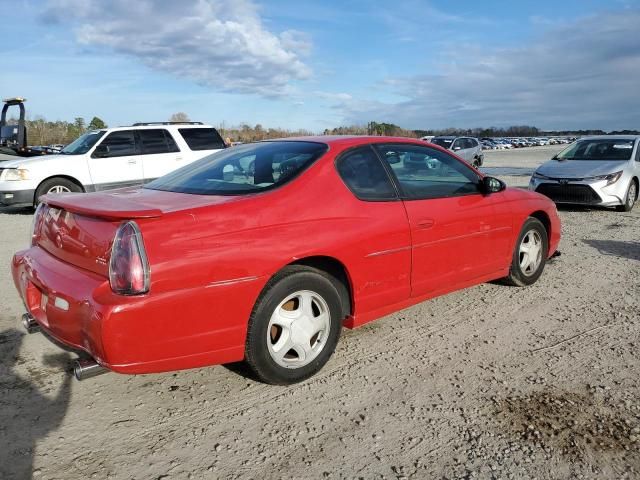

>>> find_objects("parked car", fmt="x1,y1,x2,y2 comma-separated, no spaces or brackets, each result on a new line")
0,122,226,207
429,136,484,167
14,136,561,384
495,139,513,149
529,136,639,212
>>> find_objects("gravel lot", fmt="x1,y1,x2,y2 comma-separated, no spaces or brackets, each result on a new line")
1,145,639,479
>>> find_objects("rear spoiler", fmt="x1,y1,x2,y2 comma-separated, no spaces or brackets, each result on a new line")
43,193,163,220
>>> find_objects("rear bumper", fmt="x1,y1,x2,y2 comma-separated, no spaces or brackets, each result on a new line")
0,188,34,206
12,246,249,374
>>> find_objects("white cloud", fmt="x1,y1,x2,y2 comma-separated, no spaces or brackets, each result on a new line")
343,10,640,130
314,91,353,102
42,0,311,96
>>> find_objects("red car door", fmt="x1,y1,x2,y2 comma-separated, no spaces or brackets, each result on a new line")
334,146,412,319
373,143,512,297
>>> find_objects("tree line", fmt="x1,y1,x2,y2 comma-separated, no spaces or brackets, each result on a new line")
7,111,639,147
7,116,108,146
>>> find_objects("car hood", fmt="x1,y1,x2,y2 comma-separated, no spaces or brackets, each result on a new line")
537,159,627,178
0,153,69,169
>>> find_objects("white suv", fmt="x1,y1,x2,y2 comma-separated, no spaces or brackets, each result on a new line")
0,122,226,207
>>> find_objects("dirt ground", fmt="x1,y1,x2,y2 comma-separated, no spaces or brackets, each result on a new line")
1,145,639,479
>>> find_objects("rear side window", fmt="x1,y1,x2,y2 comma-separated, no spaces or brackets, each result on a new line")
96,130,136,157
138,129,180,154
178,128,226,151
146,141,327,195
336,147,397,201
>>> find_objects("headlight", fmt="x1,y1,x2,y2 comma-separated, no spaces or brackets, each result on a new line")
531,171,549,180
590,170,623,186
2,168,30,181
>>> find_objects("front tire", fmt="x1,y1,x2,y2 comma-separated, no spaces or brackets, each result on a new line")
504,217,548,287
35,177,82,205
616,180,637,212
245,266,343,385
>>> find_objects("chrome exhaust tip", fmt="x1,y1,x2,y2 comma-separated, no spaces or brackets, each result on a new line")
73,358,108,381
21,313,40,334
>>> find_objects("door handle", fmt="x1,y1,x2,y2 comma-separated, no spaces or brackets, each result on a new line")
175,156,183,161
128,159,137,164
416,218,435,229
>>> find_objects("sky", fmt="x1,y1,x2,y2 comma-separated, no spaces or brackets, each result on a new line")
1,0,639,132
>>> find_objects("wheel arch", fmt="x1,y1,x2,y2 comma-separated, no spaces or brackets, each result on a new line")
34,175,85,203
529,210,551,240
286,255,353,319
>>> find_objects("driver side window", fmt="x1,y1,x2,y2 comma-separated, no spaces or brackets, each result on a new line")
93,131,136,158
375,144,480,200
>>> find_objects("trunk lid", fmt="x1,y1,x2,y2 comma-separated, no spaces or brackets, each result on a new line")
36,204,119,276
36,187,242,275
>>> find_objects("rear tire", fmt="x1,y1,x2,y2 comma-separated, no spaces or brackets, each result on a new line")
35,177,82,205
616,180,637,212
245,266,343,385
504,217,548,287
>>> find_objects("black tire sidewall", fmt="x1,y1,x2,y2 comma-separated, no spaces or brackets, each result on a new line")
245,268,343,385
624,180,637,212
509,218,548,286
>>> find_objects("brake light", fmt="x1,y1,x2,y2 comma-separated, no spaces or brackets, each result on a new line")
109,221,150,295
31,203,46,246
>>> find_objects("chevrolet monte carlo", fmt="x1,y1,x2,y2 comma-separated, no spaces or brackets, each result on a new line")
12,136,561,384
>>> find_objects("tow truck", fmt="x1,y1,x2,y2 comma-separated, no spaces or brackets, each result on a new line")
0,97,57,157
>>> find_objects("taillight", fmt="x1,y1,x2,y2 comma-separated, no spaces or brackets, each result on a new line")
109,221,150,295
31,203,46,246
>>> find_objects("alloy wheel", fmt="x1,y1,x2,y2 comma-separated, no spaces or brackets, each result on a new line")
267,290,331,369
519,230,543,277
47,185,71,194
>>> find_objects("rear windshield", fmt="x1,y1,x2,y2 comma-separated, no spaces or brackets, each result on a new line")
431,138,454,149
145,141,328,195
178,128,226,151
556,139,636,161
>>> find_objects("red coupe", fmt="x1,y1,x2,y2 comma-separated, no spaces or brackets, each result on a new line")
12,136,561,384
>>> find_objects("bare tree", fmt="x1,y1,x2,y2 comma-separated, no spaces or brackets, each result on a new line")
169,112,191,122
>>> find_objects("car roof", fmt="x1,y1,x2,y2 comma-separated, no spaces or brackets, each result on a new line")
95,123,216,133
265,135,428,148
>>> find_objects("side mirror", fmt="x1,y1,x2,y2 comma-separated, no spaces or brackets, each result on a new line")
93,144,109,158
482,176,506,194
453,146,462,151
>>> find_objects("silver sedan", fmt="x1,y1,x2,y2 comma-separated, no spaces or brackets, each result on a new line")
529,136,639,212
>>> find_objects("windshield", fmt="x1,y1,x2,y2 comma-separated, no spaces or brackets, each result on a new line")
60,130,106,155
431,138,454,149
145,141,328,195
556,139,636,161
